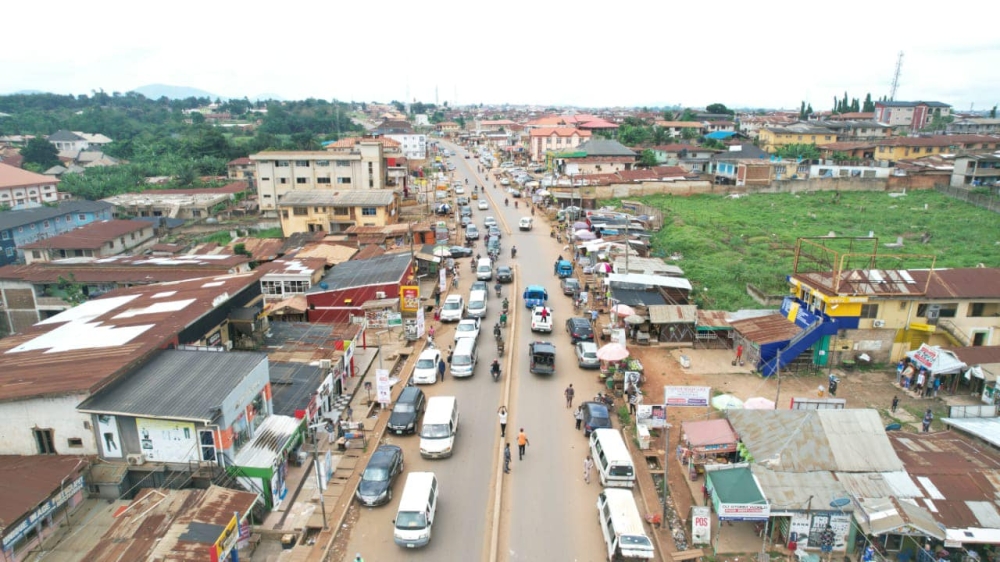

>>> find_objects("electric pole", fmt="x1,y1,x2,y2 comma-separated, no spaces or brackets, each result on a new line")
889,51,904,102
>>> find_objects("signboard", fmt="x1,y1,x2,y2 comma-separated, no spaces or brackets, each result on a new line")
610,328,626,345
781,296,821,330
376,368,391,406
664,386,711,407
807,513,851,550
790,397,846,410
718,502,770,521
911,343,938,370
211,513,239,562
636,405,667,428
400,286,420,312
691,506,711,545
416,306,425,338
136,418,198,462
387,312,402,327
439,269,447,293
2,475,84,549
97,414,123,458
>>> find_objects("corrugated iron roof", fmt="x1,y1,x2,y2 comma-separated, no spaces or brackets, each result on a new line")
0,254,248,284
257,257,326,276
0,455,88,528
792,267,1000,299
232,415,303,469
697,310,733,329
277,189,396,207
20,220,149,250
728,314,801,344
752,466,850,512
854,496,945,539
835,471,923,499
291,243,357,266
649,305,697,324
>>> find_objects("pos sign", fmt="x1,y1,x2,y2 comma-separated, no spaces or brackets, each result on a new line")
691,506,711,545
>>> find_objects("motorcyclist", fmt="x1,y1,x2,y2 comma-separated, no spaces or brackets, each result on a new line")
476,253,481,262
531,206,535,216
500,311,507,326
494,282,502,297
493,322,501,339
511,246,517,258
502,297,509,312
491,359,501,380
504,198,509,207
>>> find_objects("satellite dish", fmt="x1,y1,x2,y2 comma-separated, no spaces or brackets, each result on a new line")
830,497,850,508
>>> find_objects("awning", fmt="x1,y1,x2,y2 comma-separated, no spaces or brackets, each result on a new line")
853,497,945,539
706,466,769,521
965,364,1000,382
414,252,442,263
907,344,967,375
649,304,697,324
682,419,737,451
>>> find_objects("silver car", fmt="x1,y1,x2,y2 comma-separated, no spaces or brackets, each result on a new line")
575,341,600,369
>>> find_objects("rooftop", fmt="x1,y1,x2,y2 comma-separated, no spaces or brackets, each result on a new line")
325,136,401,149
728,313,802,344
0,162,59,190
269,361,326,417
290,243,357,266
0,455,89,529
876,135,999,148
78,350,268,423
790,267,1000,299
20,220,149,250
257,257,326,276
309,251,412,293
574,139,636,157
277,189,396,207
877,100,951,108
0,253,249,284
529,127,591,138
0,272,262,402
0,200,112,232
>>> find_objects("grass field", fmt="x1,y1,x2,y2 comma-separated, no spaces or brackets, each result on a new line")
605,190,1000,311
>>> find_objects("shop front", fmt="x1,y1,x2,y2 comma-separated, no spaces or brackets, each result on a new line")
705,465,770,553
680,419,738,481
228,415,305,510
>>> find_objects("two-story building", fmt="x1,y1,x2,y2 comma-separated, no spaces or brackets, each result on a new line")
653,121,704,138
649,144,722,172
45,130,113,152
951,152,1000,187
0,200,114,266
817,120,892,141
102,182,249,220
226,157,254,181
873,135,1000,163
757,122,838,153
528,127,591,162
257,257,327,303
306,251,413,323
550,139,636,175
947,118,1000,135
277,189,398,235
19,219,156,264
874,101,952,132
0,162,67,208
374,120,428,160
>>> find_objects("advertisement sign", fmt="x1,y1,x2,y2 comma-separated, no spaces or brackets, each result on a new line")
416,306,425,338
2,476,84,549
691,506,711,545
636,405,667,428
97,414,123,458
136,418,198,462
439,269,447,293
781,296,820,330
400,286,420,312
376,368,392,406
387,312,402,327
718,502,770,521
911,343,938,370
664,386,711,407
807,512,851,550
211,514,239,562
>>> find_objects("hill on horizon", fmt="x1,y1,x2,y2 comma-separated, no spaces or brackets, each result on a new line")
131,84,220,100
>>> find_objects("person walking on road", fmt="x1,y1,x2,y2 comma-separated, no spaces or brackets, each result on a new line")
503,443,511,474
574,406,584,430
891,395,899,413
922,408,933,433
590,308,599,325
354,554,364,562
565,384,575,408
498,406,508,437
437,358,446,382
517,428,529,460
584,455,594,484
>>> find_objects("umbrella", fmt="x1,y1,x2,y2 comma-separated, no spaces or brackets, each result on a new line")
575,230,597,241
611,304,636,317
596,343,630,362
624,314,645,325
536,189,551,196
573,221,589,230
744,397,776,410
432,246,452,257
711,394,744,411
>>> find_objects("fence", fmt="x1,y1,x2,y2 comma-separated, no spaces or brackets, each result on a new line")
936,185,1000,214
947,404,998,419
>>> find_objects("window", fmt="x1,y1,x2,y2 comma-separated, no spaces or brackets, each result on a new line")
293,207,308,216
78,214,86,220
317,177,331,184
334,207,349,216
336,160,350,167
281,210,289,219
316,160,330,167
916,303,958,318
30,224,36,230
279,178,288,184
33,428,56,454
261,280,282,295
296,177,308,184
283,280,309,294
314,207,324,213
337,177,351,184
5,248,12,257
859,304,879,319
67,437,83,448
43,220,50,228
295,160,309,166
1,231,7,240
260,177,270,181
361,207,377,216
276,160,290,167
32,250,41,259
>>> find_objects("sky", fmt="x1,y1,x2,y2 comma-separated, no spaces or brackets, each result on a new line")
3,0,999,111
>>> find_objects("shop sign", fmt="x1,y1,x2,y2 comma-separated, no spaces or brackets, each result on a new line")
691,506,711,545
400,286,420,312
664,386,711,407
718,502,770,521
636,405,667,428
911,343,938,369
211,513,239,561
3,476,84,548
387,313,402,326
207,330,222,347
376,368,391,406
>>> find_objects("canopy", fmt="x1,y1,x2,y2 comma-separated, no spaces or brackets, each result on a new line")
572,221,589,230
611,303,636,317
706,466,769,521
624,314,645,325
432,246,452,257
536,189,551,196
596,343,629,362
712,394,744,411
906,344,967,375
682,419,738,452
744,397,776,410
574,230,597,241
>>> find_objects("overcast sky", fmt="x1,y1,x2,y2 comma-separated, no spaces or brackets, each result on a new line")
3,0,998,111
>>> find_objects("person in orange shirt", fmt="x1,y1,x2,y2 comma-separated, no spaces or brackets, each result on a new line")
517,428,529,460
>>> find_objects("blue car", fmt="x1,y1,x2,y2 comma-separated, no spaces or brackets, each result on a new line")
523,285,548,309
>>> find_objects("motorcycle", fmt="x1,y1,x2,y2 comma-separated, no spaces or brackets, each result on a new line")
502,298,509,314
491,361,501,382
595,393,615,408
495,283,502,298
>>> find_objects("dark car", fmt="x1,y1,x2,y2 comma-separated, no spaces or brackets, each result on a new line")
449,246,473,258
488,226,502,239
388,387,426,435
356,445,404,506
581,401,612,437
460,215,472,227
496,265,513,283
560,277,580,296
566,317,594,343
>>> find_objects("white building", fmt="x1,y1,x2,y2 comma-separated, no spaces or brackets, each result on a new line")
384,133,427,160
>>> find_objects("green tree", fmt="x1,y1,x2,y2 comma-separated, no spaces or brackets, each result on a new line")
638,149,658,167
21,137,60,169
991,105,997,119
662,110,675,121
705,103,734,116
775,143,820,160
456,115,466,128
681,127,699,140
863,93,875,113
680,108,698,121
190,112,206,124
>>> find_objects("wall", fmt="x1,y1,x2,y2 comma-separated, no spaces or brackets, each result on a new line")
0,394,97,455
837,327,896,364
307,282,401,323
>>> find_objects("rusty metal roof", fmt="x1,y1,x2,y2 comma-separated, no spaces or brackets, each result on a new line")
728,314,801,344
0,455,89,528
697,310,733,329
226,237,284,262
20,220,149,250
0,272,261,402
751,466,851,512
291,243,357,266
0,254,249,284
83,486,258,561
792,267,1000,299
256,257,326,277
649,304,696,324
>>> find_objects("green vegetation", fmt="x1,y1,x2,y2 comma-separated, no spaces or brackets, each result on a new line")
604,190,1000,311
199,231,233,245
252,227,284,238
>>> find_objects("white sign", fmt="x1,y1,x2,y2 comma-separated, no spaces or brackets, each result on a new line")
97,414,123,458
718,502,770,521
416,306,425,338
635,404,667,428
691,506,711,545
439,269,447,293
610,328,627,344
137,418,198,462
664,386,711,407
376,368,392,406
912,343,938,370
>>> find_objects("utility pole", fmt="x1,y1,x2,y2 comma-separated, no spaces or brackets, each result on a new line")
314,440,328,529
774,348,782,406
889,51,904,102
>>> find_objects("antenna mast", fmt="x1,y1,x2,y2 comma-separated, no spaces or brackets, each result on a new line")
889,51,904,101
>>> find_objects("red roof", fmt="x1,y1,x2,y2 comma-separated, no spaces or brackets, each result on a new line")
0,162,58,190
20,220,149,250
876,135,999,148
138,181,248,196
227,157,252,166
528,127,591,138
0,455,89,529
326,136,401,149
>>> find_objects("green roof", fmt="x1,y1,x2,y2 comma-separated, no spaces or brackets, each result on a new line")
551,151,587,158
706,467,765,504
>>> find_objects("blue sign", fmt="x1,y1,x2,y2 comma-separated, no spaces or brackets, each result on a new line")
780,297,821,329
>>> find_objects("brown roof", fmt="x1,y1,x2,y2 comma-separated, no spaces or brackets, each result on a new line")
353,245,386,260
0,455,89,528
84,486,258,561
326,136,401,149
290,243,357,266
943,346,1000,366
0,162,59,189
697,309,732,328
0,254,249,284
20,220,149,250
227,157,252,166
149,243,186,254
137,181,248,196
256,257,326,276
876,135,999,148
817,141,877,151
0,272,262,402
729,313,802,344
226,237,284,262
791,268,1000,299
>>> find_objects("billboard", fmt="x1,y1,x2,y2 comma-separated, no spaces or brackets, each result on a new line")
691,506,711,545
400,286,420,312
664,386,711,407
97,414,123,458
137,418,199,463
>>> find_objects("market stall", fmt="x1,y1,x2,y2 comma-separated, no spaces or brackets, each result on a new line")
680,419,739,480
595,343,643,395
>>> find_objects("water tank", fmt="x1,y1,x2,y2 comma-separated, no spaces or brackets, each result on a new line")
319,282,329,290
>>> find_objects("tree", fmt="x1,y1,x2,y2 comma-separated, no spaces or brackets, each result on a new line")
680,109,698,122
863,93,875,113
799,101,807,120
775,143,820,160
638,149,658,167
706,103,734,116
991,105,997,119
662,110,675,121
21,137,60,169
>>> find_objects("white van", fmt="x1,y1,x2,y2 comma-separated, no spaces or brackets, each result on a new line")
420,396,459,458
450,338,477,378
597,489,655,560
440,294,464,323
393,472,439,548
589,429,636,488
466,289,488,319
475,258,493,281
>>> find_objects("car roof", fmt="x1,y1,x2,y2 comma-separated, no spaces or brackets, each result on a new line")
445,294,463,302
531,341,557,352
568,317,590,325
398,387,423,401
418,348,440,360
371,444,402,462
526,284,546,291
578,341,598,350
498,265,512,271
583,401,609,414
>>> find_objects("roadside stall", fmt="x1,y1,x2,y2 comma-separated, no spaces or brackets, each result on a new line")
681,419,739,481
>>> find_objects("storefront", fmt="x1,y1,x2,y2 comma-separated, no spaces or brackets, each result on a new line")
680,419,738,480
705,465,770,553
228,415,305,510
853,496,943,561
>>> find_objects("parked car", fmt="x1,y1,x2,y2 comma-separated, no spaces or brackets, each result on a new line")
356,445,404,506
560,277,581,296
454,318,481,342
519,217,533,231
496,266,513,283
478,200,488,210
483,216,497,228
566,317,594,343
435,204,451,216
388,387,426,435
449,246,473,258
413,349,443,384
575,341,600,369
581,402,612,437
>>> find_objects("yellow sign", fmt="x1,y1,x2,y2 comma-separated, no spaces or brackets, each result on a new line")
212,514,239,561
400,286,420,312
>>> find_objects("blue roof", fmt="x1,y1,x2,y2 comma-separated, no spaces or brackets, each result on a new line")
706,131,737,140
524,285,546,292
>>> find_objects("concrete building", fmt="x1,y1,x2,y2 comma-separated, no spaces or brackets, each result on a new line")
757,122,838,153
528,127,591,162
648,144,721,173
873,135,1000,162
951,152,1000,187
550,138,636,175
19,220,156,264
0,162,66,208
257,257,326,303
45,130,113,152
0,200,114,267
306,251,413,323
874,101,952,132
947,118,1000,135
102,182,249,220
277,189,398,235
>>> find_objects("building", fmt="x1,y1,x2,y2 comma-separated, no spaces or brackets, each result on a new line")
257,257,326,302
947,118,1000,135
528,127,591,162
713,157,808,186
251,137,405,214
874,101,952,131
0,162,66,208
653,120,704,138
277,189,398,235
817,120,892,141
19,219,156,264
102,182,249,220
306,251,413,323
373,120,428,160
0,200,114,266
873,135,1000,162
226,156,254,181
951,152,1000,187
757,122,838,153
550,138,636,175
45,130,113,152
0,455,89,560
0,272,263,457
648,144,721,173
435,122,461,134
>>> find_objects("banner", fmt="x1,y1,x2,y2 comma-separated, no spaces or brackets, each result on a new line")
400,286,420,312
664,386,711,407
439,269,447,293
718,502,770,521
691,506,711,545
137,418,198,462
376,368,391,406
97,414,123,458
636,405,667,428
911,343,938,370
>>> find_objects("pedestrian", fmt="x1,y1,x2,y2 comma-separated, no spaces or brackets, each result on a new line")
517,428,529,460
503,443,511,474
819,525,835,562
447,345,453,364
345,404,353,422
922,409,933,432
428,325,435,339
676,444,683,461
438,358,446,381
434,291,441,307
735,344,744,363
427,332,435,348
891,395,899,413
498,406,508,437
355,554,364,562
565,384,575,408
574,405,584,430
915,369,926,394
590,308,599,325
583,455,594,484
629,391,640,417
933,376,941,397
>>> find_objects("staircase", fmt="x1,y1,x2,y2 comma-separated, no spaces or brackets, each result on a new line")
760,319,832,377
936,319,970,347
